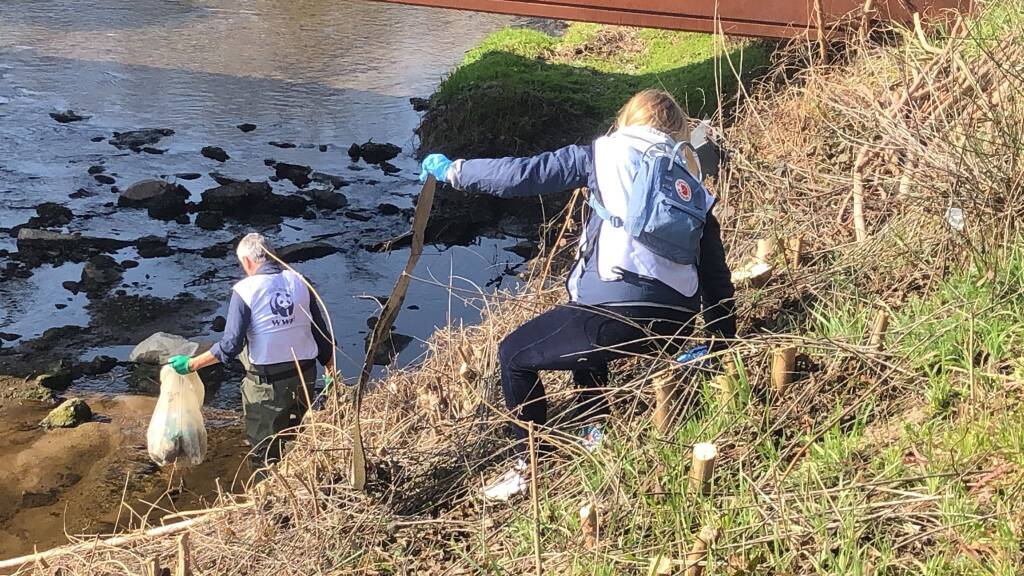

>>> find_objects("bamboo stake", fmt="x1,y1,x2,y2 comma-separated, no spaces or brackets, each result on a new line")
689,443,718,494
653,369,678,434
144,557,161,576
869,310,890,350
860,0,875,42
351,175,437,490
175,533,190,576
685,526,719,576
772,346,797,394
528,423,542,575
787,235,804,268
755,238,775,262
814,0,827,63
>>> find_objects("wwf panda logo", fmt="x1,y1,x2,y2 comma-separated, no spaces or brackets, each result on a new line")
269,291,294,318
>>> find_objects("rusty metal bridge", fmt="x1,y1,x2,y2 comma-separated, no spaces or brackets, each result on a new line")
374,0,969,38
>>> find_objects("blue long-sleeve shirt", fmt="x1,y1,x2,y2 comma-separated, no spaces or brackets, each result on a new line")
210,263,333,366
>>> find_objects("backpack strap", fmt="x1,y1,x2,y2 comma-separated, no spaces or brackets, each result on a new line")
586,187,624,228
670,141,704,181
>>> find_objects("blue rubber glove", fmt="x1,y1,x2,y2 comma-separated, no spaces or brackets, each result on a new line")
168,355,193,375
676,345,709,366
419,153,453,184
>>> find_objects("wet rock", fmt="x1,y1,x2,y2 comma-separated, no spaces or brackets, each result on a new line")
201,146,230,162
118,179,189,209
269,141,296,149
274,162,312,188
344,210,372,222
211,316,226,332
62,280,81,294
50,109,89,123
379,161,401,175
311,189,349,210
109,128,174,151
309,171,350,189
200,243,230,258
199,180,272,213
93,174,116,185
276,241,339,263
366,331,413,366
410,97,430,111
16,229,132,263
195,211,225,231
377,203,401,216
175,172,202,180
407,304,420,310
505,240,540,260
90,135,106,143
21,490,59,508
109,186,120,194
35,370,74,391
142,147,166,155
120,259,139,269
147,194,189,221
319,144,328,152
136,235,173,258
54,303,67,309
81,355,118,376
351,141,401,164
80,255,123,296
301,210,316,220
209,172,240,186
40,398,93,429
0,332,19,342
26,203,73,228
348,164,364,171
87,165,105,175
237,123,257,132
174,214,190,225
69,188,96,199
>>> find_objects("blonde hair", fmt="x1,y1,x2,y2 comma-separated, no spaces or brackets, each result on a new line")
613,89,690,141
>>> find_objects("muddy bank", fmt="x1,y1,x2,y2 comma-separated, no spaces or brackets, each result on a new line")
0,378,249,560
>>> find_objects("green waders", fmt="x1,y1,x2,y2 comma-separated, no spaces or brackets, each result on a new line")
239,352,316,465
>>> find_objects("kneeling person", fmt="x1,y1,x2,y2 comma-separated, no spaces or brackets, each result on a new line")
170,232,334,464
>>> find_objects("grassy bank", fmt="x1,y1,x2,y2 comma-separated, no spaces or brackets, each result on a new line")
417,24,771,158
13,5,1024,575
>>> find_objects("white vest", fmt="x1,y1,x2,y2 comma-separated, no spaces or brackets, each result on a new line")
233,269,318,366
568,126,715,300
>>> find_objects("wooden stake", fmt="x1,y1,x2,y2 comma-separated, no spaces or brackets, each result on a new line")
787,235,804,269
860,0,875,41
689,443,718,495
144,557,161,576
351,175,437,490
685,526,719,576
771,346,797,394
528,423,543,576
869,310,890,350
653,369,678,434
579,502,598,549
755,238,775,262
814,0,827,63
175,533,190,576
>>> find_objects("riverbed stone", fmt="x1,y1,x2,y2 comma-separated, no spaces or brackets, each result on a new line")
16,229,132,264
199,180,272,213
50,110,89,123
135,235,173,258
118,179,189,209
94,174,116,185
195,211,225,231
310,171,350,189
276,241,339,263
274,162,313,188
26,203,73,228
201,146,230,162
35,370,74,391
377,203,401,216
353,141,401,164
40,398,93,429
366,331,413,366
237,123,257,132
108,128,174,151
310,189,349,210
410,97,430,111
80,255,123,297
81,355,118,376
87,165,105,175
175,172,202,180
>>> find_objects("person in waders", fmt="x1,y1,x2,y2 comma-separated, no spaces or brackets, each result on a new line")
168,233,334,467
419,89,735,500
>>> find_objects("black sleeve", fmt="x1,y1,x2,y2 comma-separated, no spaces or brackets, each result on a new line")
697,209,736,341
307,286,334,367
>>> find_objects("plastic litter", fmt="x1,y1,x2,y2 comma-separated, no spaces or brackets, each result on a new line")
147,365,207,467
130,332,200,364
945,206,966,232
481,459,528,501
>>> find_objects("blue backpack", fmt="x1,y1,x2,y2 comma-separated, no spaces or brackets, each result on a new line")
587,141,710,265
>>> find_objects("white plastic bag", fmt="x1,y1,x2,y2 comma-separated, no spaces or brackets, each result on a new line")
147,365,207,467
130,332,200,364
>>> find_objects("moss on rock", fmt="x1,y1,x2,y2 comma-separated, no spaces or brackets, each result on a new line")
40,398,93,429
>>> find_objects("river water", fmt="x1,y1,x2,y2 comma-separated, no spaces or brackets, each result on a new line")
0,0,522,406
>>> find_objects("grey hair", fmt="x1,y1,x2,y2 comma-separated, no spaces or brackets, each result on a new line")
236,232,271,264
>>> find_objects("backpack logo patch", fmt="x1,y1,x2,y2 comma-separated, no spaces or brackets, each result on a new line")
674,179,692,202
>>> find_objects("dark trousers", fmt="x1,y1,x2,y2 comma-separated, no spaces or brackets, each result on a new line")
240,353,316,465
497,304,695,441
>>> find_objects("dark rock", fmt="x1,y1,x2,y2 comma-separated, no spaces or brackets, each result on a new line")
55,303,67,309
366,179,380,186
318,144,328,152
81,355,117,376
175,172,202,180
109,128,174,151
80,254,123,296
268,176,281,183
347,143,361,160
200,244,230,258
301,210,316,220
147,193,189,220
50,109,88,123
16,229,132,263
27,202,73,228
377,203,401,216
366,331,413,366
237,123,257,132
174,214,190,225
0,332,20,342
276,241,339,263
209,172,240,186
40,398,92,429
379,161,401,175
348,164,364,171
141,147,166,155
69,188,96,199
269,141,296,149
211,315,226,332
201,146,230,162
62,280,81,294
120,259,139,269
90,135,105,143
505,240,540,260
353,141,401,164
36,370,74,391
310,172,349,189
21,490,58,508
87,165,105,175
410,97,430,111
262,194,307,218
136,235,173,258
407,304,420,310
109,186,120,195
94,174,116,185
263,158,277,167
199,180,272,214
118,179,189,209
311,189,349,210
195,211,224,231
344,210,372,222
274,162,312,188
